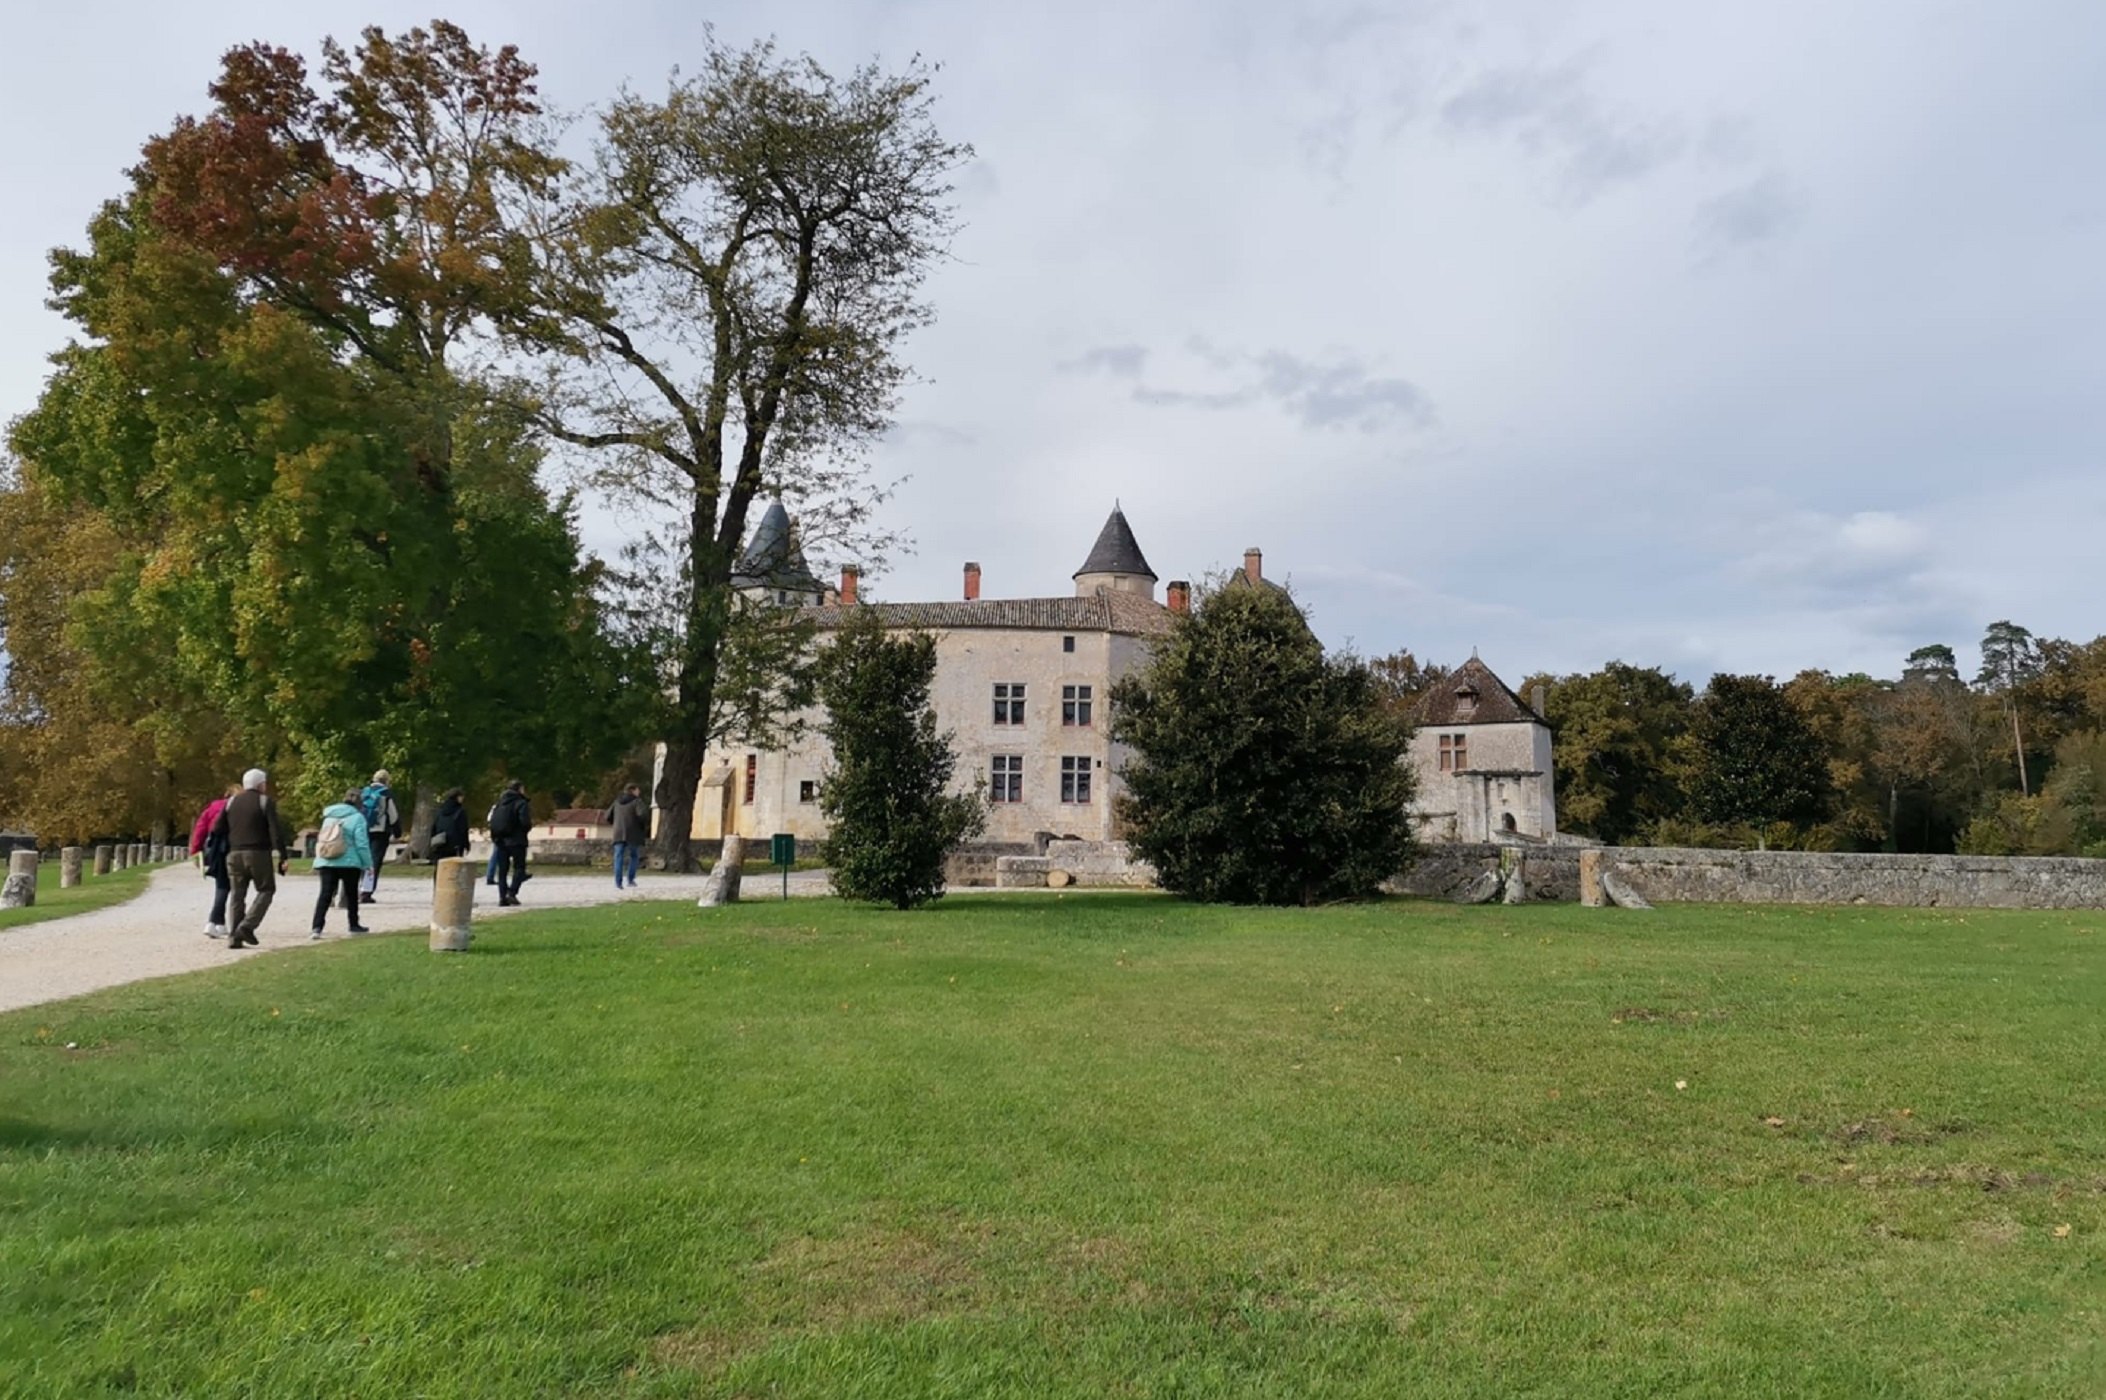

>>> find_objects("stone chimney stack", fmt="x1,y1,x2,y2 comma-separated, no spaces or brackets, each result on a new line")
964,562,981,601
839,565,859,606
1167,580,1191,615
1530,683,1548,718
1243,548,1263,584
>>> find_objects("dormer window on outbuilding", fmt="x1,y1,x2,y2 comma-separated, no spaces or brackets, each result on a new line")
1454,684,1479,718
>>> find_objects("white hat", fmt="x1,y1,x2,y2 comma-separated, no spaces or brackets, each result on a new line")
241,769,268,790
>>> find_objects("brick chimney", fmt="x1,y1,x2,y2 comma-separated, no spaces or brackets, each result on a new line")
964,562,981,601
1167,580,1191,615
839,565,859,606
1243,548,1263,584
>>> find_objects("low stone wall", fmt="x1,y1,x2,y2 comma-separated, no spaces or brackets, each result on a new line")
947,843,1036,888
1388,843,1580,903
1585,847,2106,910
993,839,1158,890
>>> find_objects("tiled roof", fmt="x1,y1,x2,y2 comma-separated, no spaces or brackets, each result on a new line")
547,808,607,825
805,591,1176,638
1073,507,1157,580
732,500,825,592
1412,656,1542,727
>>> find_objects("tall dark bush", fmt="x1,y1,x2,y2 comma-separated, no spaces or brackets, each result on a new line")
1111,581,1415,904
817,611,984,908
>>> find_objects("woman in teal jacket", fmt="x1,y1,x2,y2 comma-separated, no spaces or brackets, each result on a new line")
311,787,374,939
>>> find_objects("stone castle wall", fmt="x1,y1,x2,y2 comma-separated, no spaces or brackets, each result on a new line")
1582,847,2106,910
1387,843,1581,902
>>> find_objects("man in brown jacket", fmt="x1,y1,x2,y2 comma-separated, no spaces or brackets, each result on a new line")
210,768,293,948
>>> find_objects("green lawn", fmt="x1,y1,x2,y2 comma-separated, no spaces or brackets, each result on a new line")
0,862,154,931
3,896,2102,1397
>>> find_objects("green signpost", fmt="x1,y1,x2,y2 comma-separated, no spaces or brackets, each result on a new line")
770,833,795,900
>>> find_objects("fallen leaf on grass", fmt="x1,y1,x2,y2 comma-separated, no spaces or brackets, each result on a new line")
1674,1080,1689,1091
2053,1223,2072,1238
1764,1116,1786,1128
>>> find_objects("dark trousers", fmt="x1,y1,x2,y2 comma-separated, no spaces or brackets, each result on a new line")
497,842,529,900
209,873,230,926
226,849,278,940
312,868,363,931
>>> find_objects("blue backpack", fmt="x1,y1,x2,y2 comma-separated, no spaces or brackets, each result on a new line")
361,784,391,835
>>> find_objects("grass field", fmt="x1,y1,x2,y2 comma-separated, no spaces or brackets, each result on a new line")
0,863,153,932
3,894,2101,1397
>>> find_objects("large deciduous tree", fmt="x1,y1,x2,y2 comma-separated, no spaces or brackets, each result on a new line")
520,40,968,869
816,612,983,909
7,24,642,820
1685,674,1830,846
1525,662,1693,844
1111,582,1414,906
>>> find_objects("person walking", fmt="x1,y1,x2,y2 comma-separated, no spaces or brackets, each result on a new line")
210,769,292,948
311,787,375,939
489,780,534,906
606,783,649,889
357,770,401,904
188,784,239,938
427,788,470,865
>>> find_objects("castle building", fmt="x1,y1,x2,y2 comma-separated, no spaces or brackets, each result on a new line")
686,505,1195,847
676,503,1555,851
1406,657,1557,841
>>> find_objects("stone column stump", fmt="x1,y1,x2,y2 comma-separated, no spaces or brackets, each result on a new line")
94,845,114,876
136,843,149,867
114,845,130,871
699,835,746,907
1579,849,1606,908
60,847,83,889
1,851,38,910
430,857,477,952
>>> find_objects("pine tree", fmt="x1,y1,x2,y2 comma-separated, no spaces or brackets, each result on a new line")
1110,581,1415,905
817,612,984,909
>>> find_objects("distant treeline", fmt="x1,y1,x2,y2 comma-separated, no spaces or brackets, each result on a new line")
1373,624,2106,855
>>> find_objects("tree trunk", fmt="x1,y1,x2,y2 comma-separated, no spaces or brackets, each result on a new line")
405,784,438,860
653,735,707,872
2009,703,2030,796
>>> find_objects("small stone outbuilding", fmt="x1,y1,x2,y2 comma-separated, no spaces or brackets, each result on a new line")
1407,657,1556,842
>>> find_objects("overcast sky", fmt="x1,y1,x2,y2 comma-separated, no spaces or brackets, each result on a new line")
4,0,2102,685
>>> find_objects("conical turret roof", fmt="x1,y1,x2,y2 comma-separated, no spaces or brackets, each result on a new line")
1072,506,1157,581
732,500,824,592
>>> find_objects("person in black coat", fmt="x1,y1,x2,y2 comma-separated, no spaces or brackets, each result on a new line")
489,780,534,906
427,789,471,864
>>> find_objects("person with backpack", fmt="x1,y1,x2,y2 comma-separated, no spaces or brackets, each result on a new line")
209,768,293,948
357,770,401,904
311,787,375,939
489,779,534,906
605,783,650,889
189,783,239,938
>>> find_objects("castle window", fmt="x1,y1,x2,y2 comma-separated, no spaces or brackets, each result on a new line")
798,781,817,803
1062,684,1093,726
990,755,1023,802
1063,635,1075,653
1060,756,1092,804
993,682,1026,725
1438,734,1469,772
744,754,758,803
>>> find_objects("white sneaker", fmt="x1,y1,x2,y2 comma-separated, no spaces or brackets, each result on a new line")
205,923,225,939
310,927,324,941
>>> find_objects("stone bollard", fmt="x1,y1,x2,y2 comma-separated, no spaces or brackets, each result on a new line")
1578,849,1606,908
60,847,83,889
114,845,131,871
1,851,38,910
94,845,114,876
430,857,477,952
699,835,746,907
136,843,149,867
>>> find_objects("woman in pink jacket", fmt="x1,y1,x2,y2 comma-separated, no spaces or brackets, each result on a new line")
188,785,238,938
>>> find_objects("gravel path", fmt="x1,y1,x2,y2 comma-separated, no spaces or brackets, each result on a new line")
0,863,832,1014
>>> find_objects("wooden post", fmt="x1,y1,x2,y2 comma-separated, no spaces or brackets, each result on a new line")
430,857,477,952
